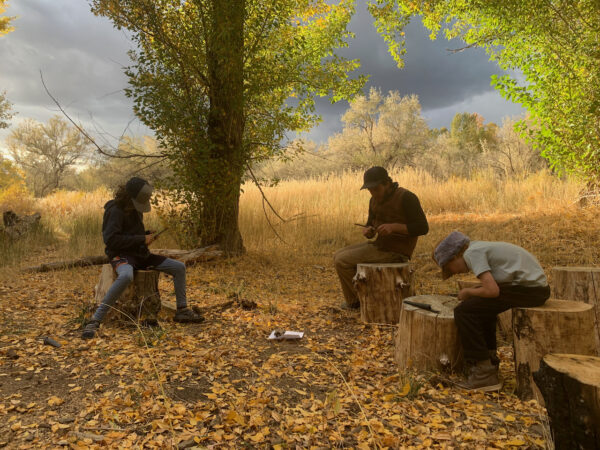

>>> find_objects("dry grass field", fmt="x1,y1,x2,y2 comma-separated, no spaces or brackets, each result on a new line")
0,169,598,448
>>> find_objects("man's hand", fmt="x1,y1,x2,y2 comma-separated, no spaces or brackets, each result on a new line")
362,226,376,239
145,234,156,245
376,223,398,236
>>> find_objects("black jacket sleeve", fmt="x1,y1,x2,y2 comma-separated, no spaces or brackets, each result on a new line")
102,207,146,250
366,200,374,227
402,192,429,236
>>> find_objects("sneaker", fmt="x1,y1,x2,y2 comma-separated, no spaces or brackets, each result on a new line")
457,360,502,392
82,320,100,339
173,307,205,323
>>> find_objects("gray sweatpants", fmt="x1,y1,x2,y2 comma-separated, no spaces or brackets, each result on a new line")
92,258,187,322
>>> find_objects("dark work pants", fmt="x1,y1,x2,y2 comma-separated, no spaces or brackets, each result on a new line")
454,284,551,361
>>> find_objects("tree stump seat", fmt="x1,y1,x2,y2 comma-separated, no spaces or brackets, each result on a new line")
93,264,162,323
533,354,600,449
552,266,600,354
352,263,414,324
394,295,463,372
512,299,598,402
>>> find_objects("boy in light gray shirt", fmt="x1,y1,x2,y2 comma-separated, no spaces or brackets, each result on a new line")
433,231,550,391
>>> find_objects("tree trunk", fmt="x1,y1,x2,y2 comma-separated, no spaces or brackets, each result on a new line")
512,299,598,403
353,263,414,324
552,266,600,354
457,280,512,344
204,0,245,255
94,264,161,323
533,354,600,450
394,295,463,372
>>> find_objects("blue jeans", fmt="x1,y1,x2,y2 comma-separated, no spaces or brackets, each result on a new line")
92,258,187,322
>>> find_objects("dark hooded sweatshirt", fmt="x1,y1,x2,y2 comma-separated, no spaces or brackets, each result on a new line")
102,200,165,268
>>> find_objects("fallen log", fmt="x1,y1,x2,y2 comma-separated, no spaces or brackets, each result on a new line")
24,245,222,272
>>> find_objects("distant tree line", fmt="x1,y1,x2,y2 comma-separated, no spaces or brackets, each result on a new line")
259,88,547,180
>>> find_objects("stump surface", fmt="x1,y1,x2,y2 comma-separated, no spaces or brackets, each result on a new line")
513,299,598,402
552,266,600,354
94,264,161,322
533,354,600,450
395,295,463,372
353,263,414,324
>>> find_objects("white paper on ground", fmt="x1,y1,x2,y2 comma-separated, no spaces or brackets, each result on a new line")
268,330,304,340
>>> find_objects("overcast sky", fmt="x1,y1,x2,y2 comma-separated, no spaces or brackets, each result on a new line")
0,0,524,151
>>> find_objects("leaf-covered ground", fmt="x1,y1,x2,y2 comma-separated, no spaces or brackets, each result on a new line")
4,209,600,449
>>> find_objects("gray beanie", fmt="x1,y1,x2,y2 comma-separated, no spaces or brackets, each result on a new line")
433,231,470,279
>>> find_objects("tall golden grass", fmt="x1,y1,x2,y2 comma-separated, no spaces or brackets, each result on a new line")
239,169,583,255
0,168,592,274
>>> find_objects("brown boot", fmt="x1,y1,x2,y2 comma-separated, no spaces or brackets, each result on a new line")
457,359,502,392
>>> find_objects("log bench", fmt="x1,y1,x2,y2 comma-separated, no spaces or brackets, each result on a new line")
93,264,161,323
512,299,598,402
394,295,463,372
352,263,414,324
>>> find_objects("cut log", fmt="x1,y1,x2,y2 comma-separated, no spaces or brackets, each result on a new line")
513,299,598,402
353,263,414,324
25,245,222,272
457,280,512,344
552,266,600,354
533,354,600,450
94,264,161,322
395,295,463,372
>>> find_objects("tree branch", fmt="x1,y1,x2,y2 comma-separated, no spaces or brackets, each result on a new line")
40,71,163,159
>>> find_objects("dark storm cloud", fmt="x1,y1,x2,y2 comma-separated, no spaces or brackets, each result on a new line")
0,0,149,148
303,1,523,142
0,0,523,151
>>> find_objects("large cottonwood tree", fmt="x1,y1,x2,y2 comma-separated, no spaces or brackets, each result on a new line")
90,0,364,253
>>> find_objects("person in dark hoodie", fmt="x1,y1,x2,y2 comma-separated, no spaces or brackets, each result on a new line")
82,177,204,339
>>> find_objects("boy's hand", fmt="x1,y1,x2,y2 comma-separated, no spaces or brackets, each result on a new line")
457,289,470,301
145,234,156,245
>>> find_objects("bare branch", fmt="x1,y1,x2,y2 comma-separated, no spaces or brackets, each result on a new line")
40,71,163,159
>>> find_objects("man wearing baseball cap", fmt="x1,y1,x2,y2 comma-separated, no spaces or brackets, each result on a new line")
433,231,551,391
82,177,204,339
334,166,429,310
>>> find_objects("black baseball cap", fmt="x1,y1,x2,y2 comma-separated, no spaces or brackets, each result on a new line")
361,166,389,190
125,177,153,213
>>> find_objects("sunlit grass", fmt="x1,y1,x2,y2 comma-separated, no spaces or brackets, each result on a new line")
0,168,589,273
